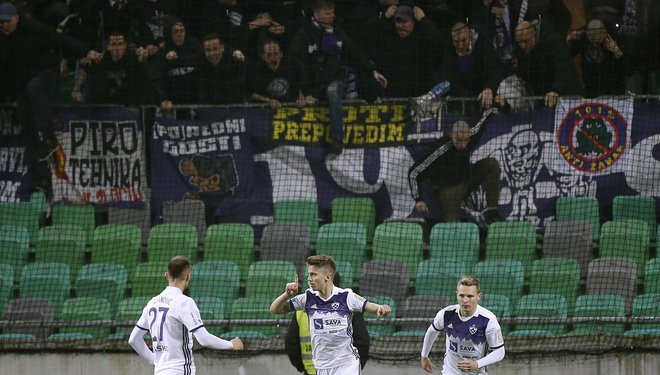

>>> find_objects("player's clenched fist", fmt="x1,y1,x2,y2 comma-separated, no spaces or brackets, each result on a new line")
285,274,299,296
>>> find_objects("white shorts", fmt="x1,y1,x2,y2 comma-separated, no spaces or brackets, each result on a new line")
316,358,360,375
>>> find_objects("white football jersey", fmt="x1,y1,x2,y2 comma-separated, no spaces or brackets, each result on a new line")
431,304,504,375
136,286,204,375
289,286,367,370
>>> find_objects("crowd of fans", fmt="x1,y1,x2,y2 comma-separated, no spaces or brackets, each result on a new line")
2,0,660,113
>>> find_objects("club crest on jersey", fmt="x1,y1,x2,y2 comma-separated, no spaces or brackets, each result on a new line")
556,102,627,173
332,302,340,309
469,324,477,335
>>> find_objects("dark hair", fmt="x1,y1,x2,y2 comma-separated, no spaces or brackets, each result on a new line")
202,33,222,43
307,254,337,275
168,256,191,279
107,31,127,41
312,0,335,11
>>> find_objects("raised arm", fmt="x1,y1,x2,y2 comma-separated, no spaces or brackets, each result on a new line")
270,274,299,314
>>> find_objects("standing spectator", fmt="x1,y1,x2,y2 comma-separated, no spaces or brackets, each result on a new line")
284,271,370,375
441,22,505,114
151,17,202,109
420,276,506,374
246,38,298,108
372,4,444,99
341,0,398,51
288,0,388,155
130,0,178,51
0,2,102,194
71,32,151,105
270,254,390,375
128,256,244,373
512,20,584,108
197,34,246,105
408,110,502,224
570,18,626,97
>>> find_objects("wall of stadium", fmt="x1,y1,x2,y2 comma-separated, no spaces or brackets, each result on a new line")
2,352,659,374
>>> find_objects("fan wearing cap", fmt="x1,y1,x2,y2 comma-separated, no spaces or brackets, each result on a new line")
0,2,102,194
369,4,444,98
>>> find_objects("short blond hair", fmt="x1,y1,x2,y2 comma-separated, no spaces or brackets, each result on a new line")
457,276,480,293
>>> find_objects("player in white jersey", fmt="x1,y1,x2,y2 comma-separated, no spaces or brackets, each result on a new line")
421,276,505,374
128,256,244,375
270,254,391,375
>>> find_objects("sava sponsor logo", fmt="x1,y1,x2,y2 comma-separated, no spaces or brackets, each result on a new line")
324,319,342,326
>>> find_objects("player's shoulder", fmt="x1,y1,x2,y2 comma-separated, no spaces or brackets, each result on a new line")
476,305,499,321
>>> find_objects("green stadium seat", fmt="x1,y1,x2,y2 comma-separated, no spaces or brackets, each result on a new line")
0,264,13,317
58,297,112,338
274,199,319,244
542,220,593,280
147,224,198,263
429,222,480,267
51,203,96,246
245,260,297,301
372,222,424,280
0,200,42,245
3,298,55,339
197,296,226,336
162,200,207,244
599,220,650,281
415,259,468,298
30,191,47,218
221,331,267,339
645,258,660,294
586,258,637,315
34,225,87,282
485,221,537,278
624,328,660,336
111,297,151,340
75,263,128,317
48,332,95,340
529,258,580,314
91,224,142,281
474,260,524,309
363,295,396,337
19,263,71,317
507,330,553,337
315,223,367,277
0,225,30,282
331,197,376,245
0,333,38,341
572,294,625,335
480,294,511,334
555,196,600,242
229,297,279,336
631,294,660,330
131,262,168,297
514,294,568,334
612,195,656,242
204,223,254,286
189,261,240,316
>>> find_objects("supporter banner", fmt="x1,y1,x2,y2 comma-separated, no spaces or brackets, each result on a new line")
51,106,146,204
553,98,633,176
151,107,273,223
271,101,443,147
148,102,660,229
0,108,31,202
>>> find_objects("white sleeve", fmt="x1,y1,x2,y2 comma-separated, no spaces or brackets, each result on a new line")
421,309,445,357
193,327,234,350
180,298,204,331
476,346,505,368
128,326,154,365
289,292,307,311
347,290,368,312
